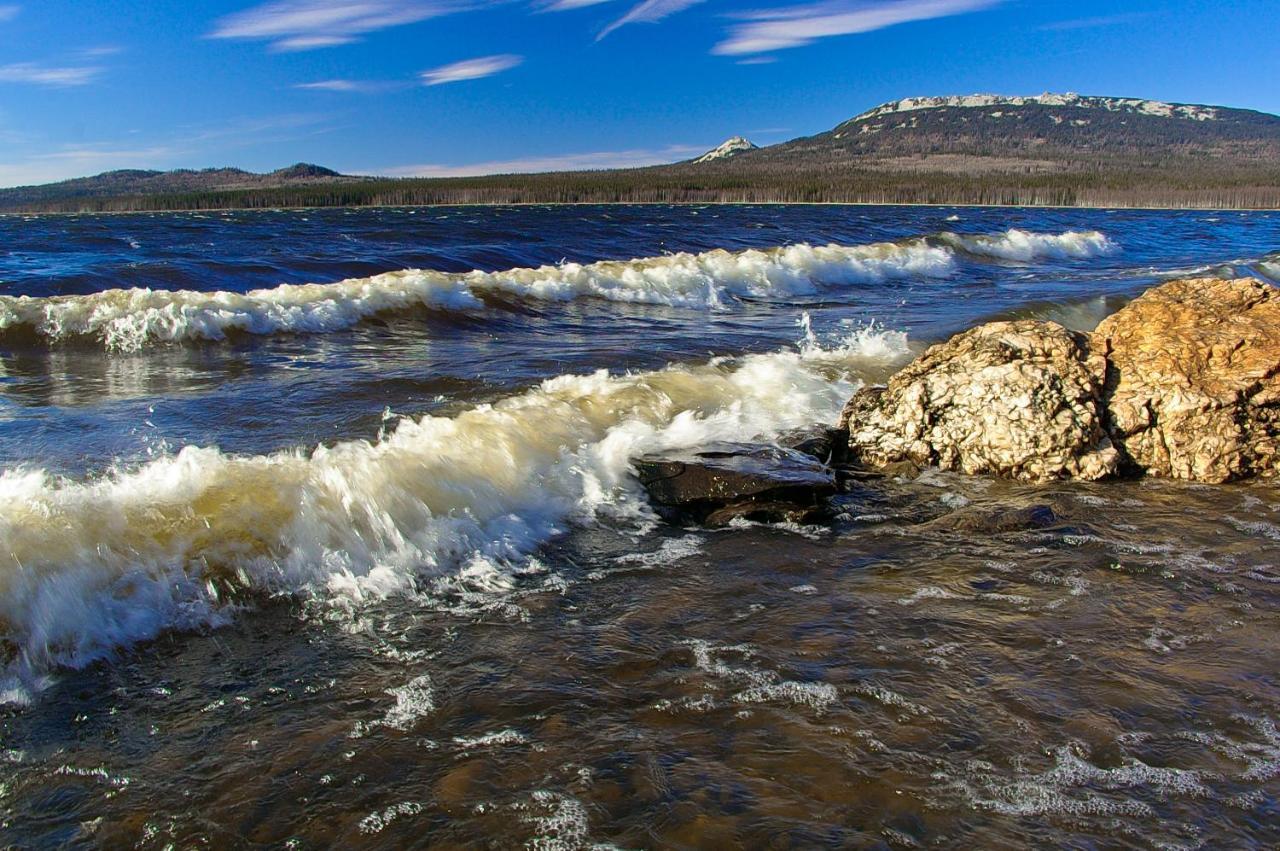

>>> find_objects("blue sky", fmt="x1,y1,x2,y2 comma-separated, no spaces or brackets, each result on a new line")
0,0,1277,187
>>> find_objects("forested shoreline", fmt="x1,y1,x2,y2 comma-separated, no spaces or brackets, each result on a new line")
4,167,1278,213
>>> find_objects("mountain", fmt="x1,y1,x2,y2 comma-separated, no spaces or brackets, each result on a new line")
0,163,355,210
2,94,1277,211
693,137,758,163
708,93,1280,172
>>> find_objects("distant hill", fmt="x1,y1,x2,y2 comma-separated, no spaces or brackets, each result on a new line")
3,94,1279,211
0,163,355,210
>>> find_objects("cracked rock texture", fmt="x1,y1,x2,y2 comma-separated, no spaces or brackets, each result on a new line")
1095,277,1279,482
840,320,1118,482
840,277,1280,483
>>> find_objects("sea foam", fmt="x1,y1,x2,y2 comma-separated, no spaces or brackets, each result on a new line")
0,229,1111,351
940,228,1116,262
0,327,910,703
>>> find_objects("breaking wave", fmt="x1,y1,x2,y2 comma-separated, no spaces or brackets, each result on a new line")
1258,253,1280,282
0,229,1113,351
940,228,1116,262
0,326,910,704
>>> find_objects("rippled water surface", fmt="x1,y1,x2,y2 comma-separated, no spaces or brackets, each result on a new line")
1,205,1278,847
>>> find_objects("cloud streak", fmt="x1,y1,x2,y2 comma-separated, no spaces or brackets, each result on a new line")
0,5,19,23
209,0,482,51
295,78,402,93
0,62,103,87
420,54,522,85
541,0,616,10
713,0,1002,55
599,0,706,40
379,143,705,176
1039,12,1153,32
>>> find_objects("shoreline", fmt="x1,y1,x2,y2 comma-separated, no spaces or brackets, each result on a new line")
3,199,1279,217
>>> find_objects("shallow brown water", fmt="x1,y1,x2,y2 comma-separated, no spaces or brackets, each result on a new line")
3,471,1277,849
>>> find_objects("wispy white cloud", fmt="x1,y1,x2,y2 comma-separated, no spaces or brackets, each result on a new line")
0,62,103,87
78,45,126,58
420,54,522,85
541,0,616,10
378,143,705,176
209,0,483,51
295,78,403,93
714,0,1002,55
1039,12,1153,32
0,5,19,23
599,0,706,39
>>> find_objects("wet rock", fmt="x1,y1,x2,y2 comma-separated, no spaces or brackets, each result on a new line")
926,503,1060,534
632,443,837,527
1094,277,1280,482
777,425,847,465
840,320,1119,483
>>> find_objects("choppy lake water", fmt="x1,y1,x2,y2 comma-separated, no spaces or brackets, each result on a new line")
1,205,1278,847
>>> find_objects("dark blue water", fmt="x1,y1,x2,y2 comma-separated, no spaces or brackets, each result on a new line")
1,205,1275,475
1,205,1279,848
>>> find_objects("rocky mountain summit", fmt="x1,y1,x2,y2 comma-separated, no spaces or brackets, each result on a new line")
849,93,1225,124
693,136,758,163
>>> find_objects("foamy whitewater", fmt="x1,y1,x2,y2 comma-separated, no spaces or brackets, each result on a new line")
0,228,1110,351
0,327,908,703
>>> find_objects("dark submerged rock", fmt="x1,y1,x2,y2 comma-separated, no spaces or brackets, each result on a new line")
632,443,837,527
777,425,848,465
925,503,1060,534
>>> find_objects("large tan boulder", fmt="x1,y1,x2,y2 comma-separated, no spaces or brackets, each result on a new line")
1094,277,1280,482
840,320,1119,482
839,277,1280,484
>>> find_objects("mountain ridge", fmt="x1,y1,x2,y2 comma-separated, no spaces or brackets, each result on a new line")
3,93,1278,211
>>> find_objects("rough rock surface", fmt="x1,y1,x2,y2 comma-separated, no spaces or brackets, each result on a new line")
840,320,1119,482
632,443,836,526
1095,277,1280,482
839,277,1280,484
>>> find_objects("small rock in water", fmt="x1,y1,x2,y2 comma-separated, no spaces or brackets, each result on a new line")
926,503,1060,534
632,442,837,527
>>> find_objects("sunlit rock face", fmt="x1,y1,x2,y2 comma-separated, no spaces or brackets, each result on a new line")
1095,277,1280,483
840,277,1280,484
840,320,1118,483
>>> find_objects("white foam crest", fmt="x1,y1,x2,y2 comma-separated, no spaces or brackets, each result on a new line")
0,331,903,702
1,228,1112,351
1257,255,1280,283
0,238,954,351
942,228,1117,262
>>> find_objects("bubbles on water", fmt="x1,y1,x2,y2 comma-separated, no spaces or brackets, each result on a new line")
358,801,423,835
520,790,595,851
377,674,435,732
453,729,530,751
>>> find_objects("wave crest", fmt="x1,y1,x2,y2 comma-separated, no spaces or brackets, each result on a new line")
0,327,910,703
941,228,1116,262
0,229,1111,351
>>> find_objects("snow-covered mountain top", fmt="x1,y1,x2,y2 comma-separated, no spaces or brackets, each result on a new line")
694,136,758,163
850,93,1222,124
